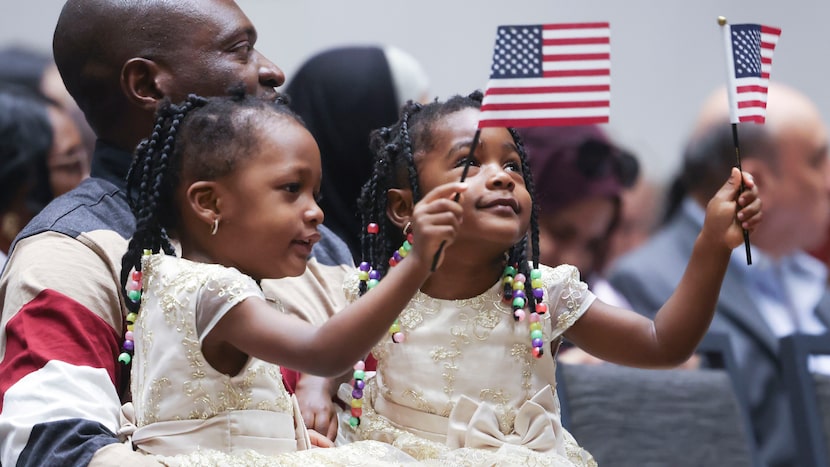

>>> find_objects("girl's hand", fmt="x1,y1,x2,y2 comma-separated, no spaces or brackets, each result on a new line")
408,182,467,270
702,168,762,250
308,429,335,448
294,375,338,441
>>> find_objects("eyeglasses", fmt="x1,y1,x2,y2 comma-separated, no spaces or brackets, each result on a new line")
575,139,639,188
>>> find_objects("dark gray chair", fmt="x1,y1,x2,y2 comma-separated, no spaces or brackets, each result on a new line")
556,333,760,467
779,332,830,467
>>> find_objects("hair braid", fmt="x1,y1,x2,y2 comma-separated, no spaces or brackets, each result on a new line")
120,96,207,313
399,103,422,203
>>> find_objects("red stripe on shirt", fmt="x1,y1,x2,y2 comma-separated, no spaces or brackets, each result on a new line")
0,289,121,413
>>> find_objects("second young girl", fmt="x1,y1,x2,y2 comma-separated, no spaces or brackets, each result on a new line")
339,91,762,466
118,92,466,465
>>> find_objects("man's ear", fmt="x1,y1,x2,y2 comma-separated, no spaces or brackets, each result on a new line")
186,181,222,228
122,58,165,112
386,188,414,231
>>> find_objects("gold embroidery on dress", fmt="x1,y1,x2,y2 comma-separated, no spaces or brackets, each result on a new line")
134,256,293,433
344,264,597,465
511,343,534,396
143,376,171,424
479,388,515,435
402,389,435,415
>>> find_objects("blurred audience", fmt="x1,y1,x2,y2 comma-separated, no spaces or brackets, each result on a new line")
606,175,662,269
0,88,54,265
609,83,830,467
286,45,430,262
518,124,640,306
0,46,94,160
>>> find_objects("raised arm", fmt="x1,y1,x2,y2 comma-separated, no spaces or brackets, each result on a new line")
209,181,467,377
565,168,761,367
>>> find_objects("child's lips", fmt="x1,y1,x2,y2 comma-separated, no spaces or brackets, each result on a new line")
478,198,520,213
291,232,320,254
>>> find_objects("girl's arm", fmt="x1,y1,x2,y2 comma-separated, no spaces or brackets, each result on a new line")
565,168,762,368
206,182,467,377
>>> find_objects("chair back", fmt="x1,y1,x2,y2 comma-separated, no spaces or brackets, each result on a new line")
779,332,830,467
555,333,761,467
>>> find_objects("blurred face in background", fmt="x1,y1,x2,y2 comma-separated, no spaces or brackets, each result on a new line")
537,195,617,278
46,105,89,197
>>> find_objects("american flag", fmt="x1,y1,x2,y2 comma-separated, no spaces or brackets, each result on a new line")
721,23,782,123
479,23,611,128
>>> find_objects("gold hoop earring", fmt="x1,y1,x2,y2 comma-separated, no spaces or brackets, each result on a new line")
211,218,219,236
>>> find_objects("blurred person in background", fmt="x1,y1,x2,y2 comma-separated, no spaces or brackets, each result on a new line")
609,83,830,467
0,46,95,162
0,85,88,266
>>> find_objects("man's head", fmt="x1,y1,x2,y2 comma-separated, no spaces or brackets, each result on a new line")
681,83,830,258
53,0,284,151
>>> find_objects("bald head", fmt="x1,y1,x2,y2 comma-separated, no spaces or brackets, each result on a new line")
692,83,824,141
53,0,283,151
54,0,187,135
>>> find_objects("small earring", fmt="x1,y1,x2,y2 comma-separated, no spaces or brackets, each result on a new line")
403,221,413,236
211,218,219,236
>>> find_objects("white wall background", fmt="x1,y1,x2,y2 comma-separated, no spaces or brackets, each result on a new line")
1,0,827,185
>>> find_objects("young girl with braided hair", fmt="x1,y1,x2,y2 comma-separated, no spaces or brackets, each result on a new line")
339,91,762,466
117,92,466,465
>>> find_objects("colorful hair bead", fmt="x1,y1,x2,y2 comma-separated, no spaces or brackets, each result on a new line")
349,360,366,427
119,250,151,366
503,263,546,358
357,225,415,344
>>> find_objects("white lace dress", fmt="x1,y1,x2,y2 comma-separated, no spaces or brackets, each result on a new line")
124,254,418,466
339,263,598,467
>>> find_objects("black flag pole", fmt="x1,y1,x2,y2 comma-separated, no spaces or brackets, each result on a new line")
430,128,481,271
730,123,752,265
719,15,753,265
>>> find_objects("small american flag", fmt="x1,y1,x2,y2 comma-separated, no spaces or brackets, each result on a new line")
479,23,611,128
721,23,782,123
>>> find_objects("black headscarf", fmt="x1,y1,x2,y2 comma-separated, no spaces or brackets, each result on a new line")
286,46,400,262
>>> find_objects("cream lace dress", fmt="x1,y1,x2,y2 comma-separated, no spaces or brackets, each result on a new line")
339,263,598,467
123,254,418,466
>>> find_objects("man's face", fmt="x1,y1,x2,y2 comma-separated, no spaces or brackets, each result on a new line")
159,0,284,103
767,119,830,252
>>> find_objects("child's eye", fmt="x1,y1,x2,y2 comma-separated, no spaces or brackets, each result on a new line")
283,183,301,193
505,161,522,172
455,155,479,169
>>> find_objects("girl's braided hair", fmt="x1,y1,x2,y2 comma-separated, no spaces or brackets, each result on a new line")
356,91,540,304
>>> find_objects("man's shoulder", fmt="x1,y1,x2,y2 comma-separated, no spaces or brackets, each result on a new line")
14,178,135,248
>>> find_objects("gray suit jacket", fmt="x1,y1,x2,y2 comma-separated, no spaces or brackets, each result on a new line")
608,206,830,467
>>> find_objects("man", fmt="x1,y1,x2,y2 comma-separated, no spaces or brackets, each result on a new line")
609,83,830,467
0,1,351,465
